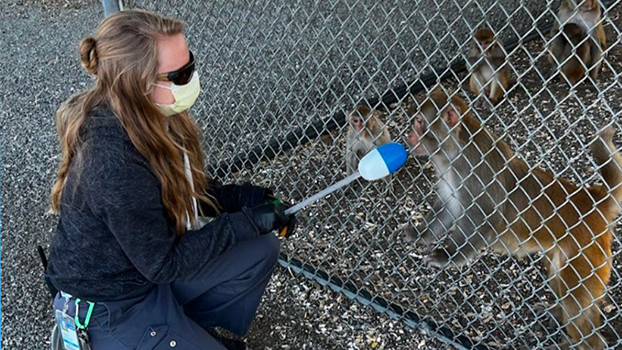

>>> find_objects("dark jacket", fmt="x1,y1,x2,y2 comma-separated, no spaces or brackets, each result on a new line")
47,108,267,301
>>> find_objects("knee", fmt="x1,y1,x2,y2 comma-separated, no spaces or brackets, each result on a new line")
255,233,281,270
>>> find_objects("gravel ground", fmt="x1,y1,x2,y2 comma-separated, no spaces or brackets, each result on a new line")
233,4,622,350
2,1,622,350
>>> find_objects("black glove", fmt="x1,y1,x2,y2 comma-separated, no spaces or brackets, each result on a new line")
273,200,297,238
205,181,273,214
248,202,289,235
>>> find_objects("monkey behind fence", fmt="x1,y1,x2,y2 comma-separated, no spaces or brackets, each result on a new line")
467,28,509,105
548,0,607,83
404,88,621,349
345,105,391,176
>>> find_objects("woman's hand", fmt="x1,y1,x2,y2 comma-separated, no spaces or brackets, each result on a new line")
204,182,273,214
248,201,297,237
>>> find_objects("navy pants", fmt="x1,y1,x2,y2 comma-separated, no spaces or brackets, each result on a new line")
53,234,280,350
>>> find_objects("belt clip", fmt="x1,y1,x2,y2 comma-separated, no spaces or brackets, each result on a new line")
74,298,95,330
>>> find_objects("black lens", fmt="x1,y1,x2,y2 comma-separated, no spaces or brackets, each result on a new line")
172,63,194,85
167,51,195,85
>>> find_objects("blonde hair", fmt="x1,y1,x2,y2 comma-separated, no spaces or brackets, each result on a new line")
51,9,218,234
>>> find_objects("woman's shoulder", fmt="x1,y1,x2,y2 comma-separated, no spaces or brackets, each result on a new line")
83,108,129,141
81,108,146,168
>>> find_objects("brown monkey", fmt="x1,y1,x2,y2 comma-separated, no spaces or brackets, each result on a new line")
405,88,621,349
549,0,607,82
467,28,509,105
345,105,391,176
554,23,592,84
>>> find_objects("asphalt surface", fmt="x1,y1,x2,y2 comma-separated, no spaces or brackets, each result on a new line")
1,1,104,349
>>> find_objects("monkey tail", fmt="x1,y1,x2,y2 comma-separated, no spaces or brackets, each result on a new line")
592,125,622,217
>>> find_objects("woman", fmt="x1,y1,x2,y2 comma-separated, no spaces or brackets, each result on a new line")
47,9,295,350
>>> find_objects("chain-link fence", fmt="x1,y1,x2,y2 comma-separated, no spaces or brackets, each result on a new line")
119,1,621,348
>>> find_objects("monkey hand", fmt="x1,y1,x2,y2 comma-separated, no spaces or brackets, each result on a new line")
403,224,419,243
423,249,450,269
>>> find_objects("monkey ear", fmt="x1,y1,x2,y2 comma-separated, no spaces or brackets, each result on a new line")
431,85,444,95
444,108,460,127
355,105,371,117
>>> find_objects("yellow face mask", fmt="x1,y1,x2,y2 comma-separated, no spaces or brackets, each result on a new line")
155,71,201,116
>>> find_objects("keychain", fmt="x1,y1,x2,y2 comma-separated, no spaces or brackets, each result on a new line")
74,298,95,350
77,328,92,350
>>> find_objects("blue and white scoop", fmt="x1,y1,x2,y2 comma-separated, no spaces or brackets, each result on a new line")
358,142,408,181
284,142,408,215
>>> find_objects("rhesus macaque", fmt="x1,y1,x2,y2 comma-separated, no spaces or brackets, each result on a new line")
345,105,391,175
467,28,509,105
549,0,607,82
405,88,621,349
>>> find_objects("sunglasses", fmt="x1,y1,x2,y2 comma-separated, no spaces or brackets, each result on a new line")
156,51,195,85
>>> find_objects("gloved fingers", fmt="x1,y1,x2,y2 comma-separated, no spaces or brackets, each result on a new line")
278,215,297,238
276,202,297,238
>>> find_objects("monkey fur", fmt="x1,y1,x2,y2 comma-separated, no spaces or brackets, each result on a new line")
405,88,621,350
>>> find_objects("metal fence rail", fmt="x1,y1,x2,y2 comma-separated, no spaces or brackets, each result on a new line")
119,1,621,348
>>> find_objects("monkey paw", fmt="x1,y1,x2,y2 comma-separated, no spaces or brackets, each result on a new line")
403,225,419,243
533,303,562,330
423,250,449,269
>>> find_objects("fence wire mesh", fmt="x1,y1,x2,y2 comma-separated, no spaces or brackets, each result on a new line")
125,0,621,348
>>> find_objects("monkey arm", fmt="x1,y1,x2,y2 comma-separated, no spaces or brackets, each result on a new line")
597,25,607,51
466,48,481,71
345,151,358,175
425,208,497,268
548,20,560,39
587,37,603,66
417,199,458,247
548,18,575,65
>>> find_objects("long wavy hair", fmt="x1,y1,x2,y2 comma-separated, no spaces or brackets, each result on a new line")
50,9,218,234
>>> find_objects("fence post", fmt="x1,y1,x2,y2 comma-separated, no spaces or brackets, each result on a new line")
101,0,122,17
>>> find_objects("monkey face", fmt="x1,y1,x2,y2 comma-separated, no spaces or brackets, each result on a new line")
349,105,372,132
351,115,364,132
408,90,464,157
474,28,495,52
480,39,492,51
407,114,428,155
